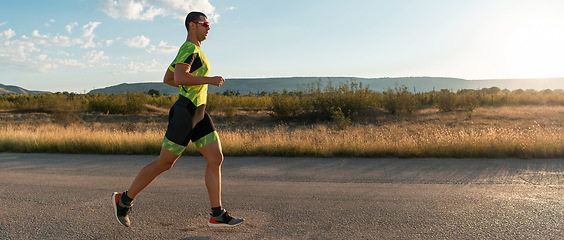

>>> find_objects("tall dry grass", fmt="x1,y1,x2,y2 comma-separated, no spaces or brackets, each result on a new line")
1,106,562,158
220,122,562,158
0,124,163,155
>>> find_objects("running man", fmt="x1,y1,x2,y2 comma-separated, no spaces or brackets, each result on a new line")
112,11,244,228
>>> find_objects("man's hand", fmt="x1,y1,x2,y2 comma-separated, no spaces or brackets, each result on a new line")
210,76,225,87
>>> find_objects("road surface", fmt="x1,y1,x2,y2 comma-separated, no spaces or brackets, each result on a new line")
0,153,562,239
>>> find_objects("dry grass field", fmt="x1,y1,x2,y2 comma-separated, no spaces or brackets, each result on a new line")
1,105,562,158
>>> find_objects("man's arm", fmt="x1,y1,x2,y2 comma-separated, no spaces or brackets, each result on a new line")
163,68,178,87
174,63,225,87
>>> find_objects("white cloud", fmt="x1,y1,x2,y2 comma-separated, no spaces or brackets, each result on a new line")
113,59,164,74
0,29,16,39
147,40,177,53
28,30,73,47
0,23,103,72
0,29,40,64
101,0,164,20
0,18,178,76
100,0,218,22
56,50,72,57
80,22,102,48
45,19,56,27
85,50,109,63
65,22,78,33
0,21,7,27
31,30,50,45
128,59,162,72
51,35,73,47
52,58,88,69
30,57,89,73
31,30,47,38
0,39,88,72
125,35,150,48
27,55,89,73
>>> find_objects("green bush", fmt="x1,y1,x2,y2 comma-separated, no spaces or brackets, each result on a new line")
456,90,480,112
435,89,457,112
1,85,563,119
270,94,305,120
236,95,272,110
224,106,238,118
0,93,87,112
146,94,176,108
206,93,234,113
331,107,351,130
307,80,376,120
87,93,147,114
382,86,421,114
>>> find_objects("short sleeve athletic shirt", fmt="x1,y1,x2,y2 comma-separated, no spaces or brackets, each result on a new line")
169,41,210,106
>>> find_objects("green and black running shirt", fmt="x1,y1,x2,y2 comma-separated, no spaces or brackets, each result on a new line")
169,41,210,106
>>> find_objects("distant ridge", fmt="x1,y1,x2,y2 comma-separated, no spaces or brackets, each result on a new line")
0,83,50,95
88,77,564,95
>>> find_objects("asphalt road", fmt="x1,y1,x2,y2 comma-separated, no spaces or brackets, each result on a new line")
0,153,562,240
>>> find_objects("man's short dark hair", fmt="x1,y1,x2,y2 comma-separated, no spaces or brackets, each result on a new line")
185,12,207,32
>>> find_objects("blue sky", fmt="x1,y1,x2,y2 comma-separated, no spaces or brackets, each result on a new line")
1,0,564,92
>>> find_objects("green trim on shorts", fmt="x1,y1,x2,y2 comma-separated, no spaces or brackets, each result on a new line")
162,136,186,156
193,131,219,149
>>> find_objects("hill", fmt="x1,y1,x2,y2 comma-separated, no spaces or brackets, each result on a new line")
87,77,564,95
0,83,50,95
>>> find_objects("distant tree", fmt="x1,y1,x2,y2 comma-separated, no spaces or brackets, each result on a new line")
480,87,501,106
435,89,457,112
513,89,525,95
147,89,161,97
480,87,500,95
223,90,239,96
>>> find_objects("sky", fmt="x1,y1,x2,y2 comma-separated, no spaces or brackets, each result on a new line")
1,0,564,93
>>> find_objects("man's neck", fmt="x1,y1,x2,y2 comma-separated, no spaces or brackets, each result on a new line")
186,35,201,47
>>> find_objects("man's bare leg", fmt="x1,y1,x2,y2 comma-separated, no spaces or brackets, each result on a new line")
197,140,223,208
198,140,244,227
127,146,181,199
112,146,180,227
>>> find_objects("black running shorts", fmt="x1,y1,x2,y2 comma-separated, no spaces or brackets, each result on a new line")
162,95,219,155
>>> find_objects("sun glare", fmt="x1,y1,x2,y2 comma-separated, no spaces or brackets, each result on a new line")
502,6,564,78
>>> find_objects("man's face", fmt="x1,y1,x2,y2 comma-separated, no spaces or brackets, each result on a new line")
192,16,210,41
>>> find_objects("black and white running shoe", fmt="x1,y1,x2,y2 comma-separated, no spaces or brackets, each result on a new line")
112,192,132,227
208,209,244,227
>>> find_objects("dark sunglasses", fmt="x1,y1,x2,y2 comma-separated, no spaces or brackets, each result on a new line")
192,21,210,27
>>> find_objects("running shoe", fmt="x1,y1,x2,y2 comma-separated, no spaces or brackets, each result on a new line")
112,192,132,227
208,209,244,227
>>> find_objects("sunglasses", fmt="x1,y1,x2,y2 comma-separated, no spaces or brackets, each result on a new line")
192,21,210,27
